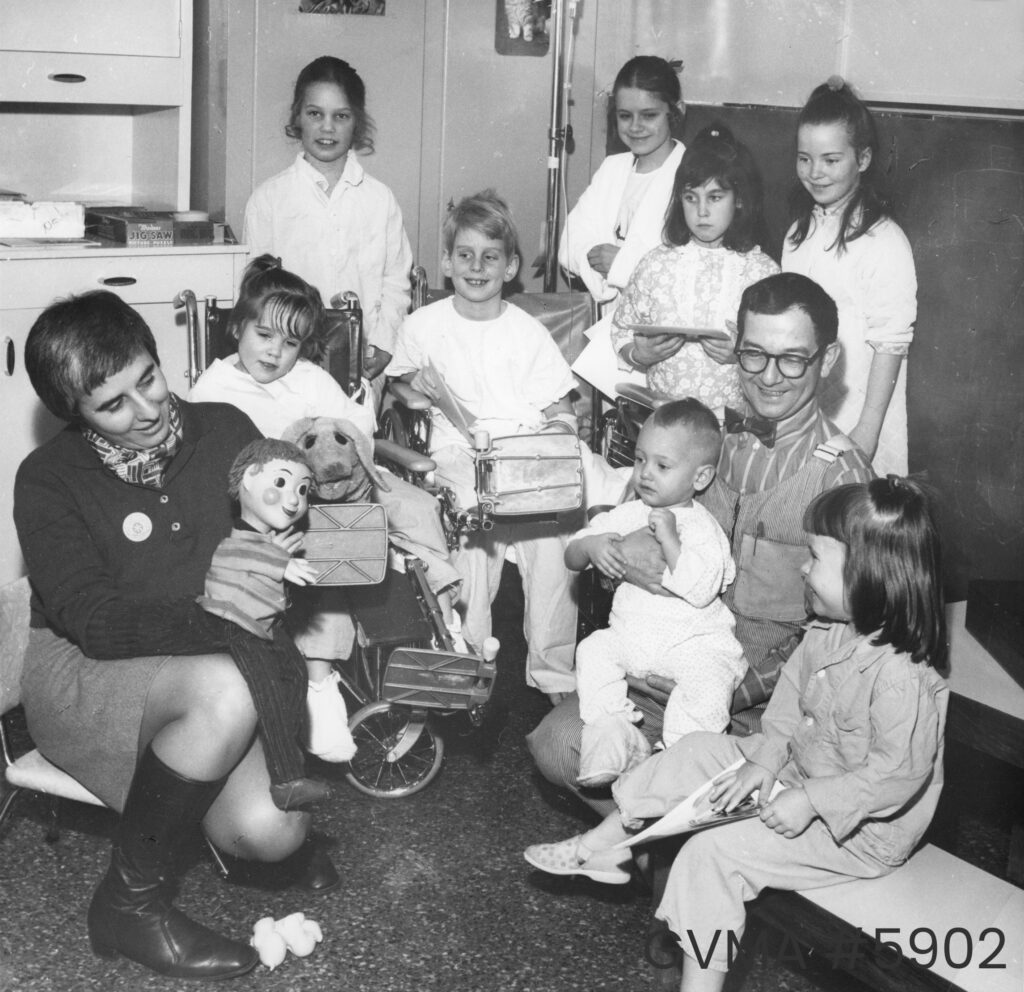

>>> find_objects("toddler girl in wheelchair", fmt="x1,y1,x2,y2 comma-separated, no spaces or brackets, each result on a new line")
190,256,461,762
567,398,745,787
386,190,581,704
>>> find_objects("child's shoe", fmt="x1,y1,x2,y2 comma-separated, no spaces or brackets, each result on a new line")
577,713,652,788
306,670,357,762
523,835,631,885
269,777,331,812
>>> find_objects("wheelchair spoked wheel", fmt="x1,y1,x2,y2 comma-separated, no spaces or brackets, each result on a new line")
379,406,409,447
344,700,445,798
377,408,415,482
380,405,431,462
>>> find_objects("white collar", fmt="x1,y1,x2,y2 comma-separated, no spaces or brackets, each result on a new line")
294,149,363,192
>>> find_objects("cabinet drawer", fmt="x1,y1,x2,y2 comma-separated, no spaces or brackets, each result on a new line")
0,1,181,58
0,52,183,106
1,253,240,311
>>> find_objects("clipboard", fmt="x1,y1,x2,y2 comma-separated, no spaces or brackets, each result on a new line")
623,323,730,341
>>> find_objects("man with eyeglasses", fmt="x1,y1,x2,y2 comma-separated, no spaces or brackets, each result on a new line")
528,272,874,808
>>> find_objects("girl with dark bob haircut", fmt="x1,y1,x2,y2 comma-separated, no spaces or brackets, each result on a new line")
802,474,946,666
662,123,768,253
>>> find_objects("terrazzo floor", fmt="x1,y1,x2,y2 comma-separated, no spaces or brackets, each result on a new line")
1,565,1019,992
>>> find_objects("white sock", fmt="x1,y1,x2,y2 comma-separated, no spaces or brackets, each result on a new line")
306,670,357,762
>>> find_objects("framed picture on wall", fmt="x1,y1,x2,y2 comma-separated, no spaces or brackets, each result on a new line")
298,1,385,14
495,0,550,56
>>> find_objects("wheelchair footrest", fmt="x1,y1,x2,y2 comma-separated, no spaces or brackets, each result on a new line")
382,648,496,710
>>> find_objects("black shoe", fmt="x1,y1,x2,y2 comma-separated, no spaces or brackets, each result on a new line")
87,746,258,979
212,837,340,894
269,776,332,811
645,919,683,978
289,840,340,893
89,882,258,980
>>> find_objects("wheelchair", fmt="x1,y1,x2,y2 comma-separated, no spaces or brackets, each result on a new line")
175,287,365,396
381,394,586,549
335,555,498,798
378,270,595,546
176,286,499,799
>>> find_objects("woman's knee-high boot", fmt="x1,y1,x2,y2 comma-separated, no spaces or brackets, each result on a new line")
87,744,258,979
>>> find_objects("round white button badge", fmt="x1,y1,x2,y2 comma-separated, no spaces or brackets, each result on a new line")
122,512,153,542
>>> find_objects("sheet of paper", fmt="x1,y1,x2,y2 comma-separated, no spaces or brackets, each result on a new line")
423,359,476,441
613,758,784,848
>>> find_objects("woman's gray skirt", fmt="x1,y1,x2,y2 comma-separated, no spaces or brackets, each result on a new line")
20,627,170,811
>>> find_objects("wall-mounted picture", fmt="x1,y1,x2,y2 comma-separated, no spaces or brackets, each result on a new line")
495,0,551,57
299,1,385,14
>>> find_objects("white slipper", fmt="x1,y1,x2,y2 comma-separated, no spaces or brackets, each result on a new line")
523,835,630,885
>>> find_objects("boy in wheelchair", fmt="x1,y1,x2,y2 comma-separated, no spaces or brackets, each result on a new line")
385,190,581,704
568,398,745,788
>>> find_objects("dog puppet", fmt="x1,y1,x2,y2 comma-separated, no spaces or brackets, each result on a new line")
282,416,391,503
283,416,462,605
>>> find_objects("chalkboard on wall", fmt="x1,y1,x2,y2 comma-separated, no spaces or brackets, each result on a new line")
679,104,1024,598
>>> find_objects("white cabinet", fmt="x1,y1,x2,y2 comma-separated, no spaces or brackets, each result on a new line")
0,1,183,58
0,0,212,585
0,0,192,209
0,243,249,586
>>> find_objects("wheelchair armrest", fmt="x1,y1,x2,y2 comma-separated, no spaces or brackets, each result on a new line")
374,438,435,475
389,380,433,410
614,383,676,410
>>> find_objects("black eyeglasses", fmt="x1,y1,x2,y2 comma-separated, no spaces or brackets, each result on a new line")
734,347,824,380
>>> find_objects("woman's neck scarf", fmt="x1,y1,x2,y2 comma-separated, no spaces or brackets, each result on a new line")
83,395,183,489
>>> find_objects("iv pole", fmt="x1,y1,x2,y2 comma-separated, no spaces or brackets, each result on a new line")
541,0,579,292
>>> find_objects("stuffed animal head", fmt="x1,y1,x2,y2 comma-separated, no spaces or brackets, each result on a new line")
282,416,390,503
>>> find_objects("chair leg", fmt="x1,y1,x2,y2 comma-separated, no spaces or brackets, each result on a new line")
0,784,24,835
204,834,231,880
43,794,64,844
0,785,65,845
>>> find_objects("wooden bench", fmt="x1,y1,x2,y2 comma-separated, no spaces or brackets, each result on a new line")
735,844,1024,992
643,600,1024,990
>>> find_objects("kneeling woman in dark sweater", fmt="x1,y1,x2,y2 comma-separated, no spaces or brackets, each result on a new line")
14,291,334,981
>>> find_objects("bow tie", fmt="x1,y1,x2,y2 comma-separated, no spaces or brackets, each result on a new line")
724,407,777,448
